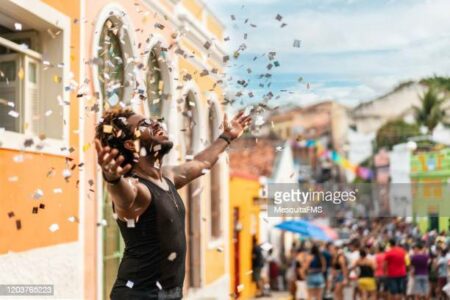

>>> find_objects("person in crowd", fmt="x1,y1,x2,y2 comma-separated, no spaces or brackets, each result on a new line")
347,239,361,300
330,243,348,300
410,243,430,300
436,248,449,300
350,248,376,300
295,246,308,300
385,238,408,300
375,244,388,300
252,236,266,297
429,250,439,299
322,242,333,300
268,248,280,291
304,244,326,300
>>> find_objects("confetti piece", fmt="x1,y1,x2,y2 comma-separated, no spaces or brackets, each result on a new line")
49,223,59,232
156,281,162,290
237,284,244,292
68,216,78,223
126,280,134,288
139,147,147,157
103,125,113,133
33,189,44,200
153,144,161,152
12,154,23,163
32,207,38,214
8,211,15,218
203,41,211,50
14,22,22,31
45,110,53,117
53,75,61,83
16,220,21,230
275,14,283,21
97,219,107,227
126,218,135,228
82,143,91,152
167,252,177,261
107,93,119,106
293,39,302,48
39,203,45,209
63,169,72,180
8,111,19,118
216,246,224,253
8,176,18,182
201,169,210,174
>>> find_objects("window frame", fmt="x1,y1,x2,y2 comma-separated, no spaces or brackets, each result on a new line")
0,6,71,156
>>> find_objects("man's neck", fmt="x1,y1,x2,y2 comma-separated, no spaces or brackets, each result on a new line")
133,157,164,181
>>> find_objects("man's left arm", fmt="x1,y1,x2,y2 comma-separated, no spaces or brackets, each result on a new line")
168,111,251,189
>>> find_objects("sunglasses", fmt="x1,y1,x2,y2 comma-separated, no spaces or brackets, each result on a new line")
137,118,167,133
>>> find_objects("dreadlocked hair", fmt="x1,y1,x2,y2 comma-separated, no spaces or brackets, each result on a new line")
95,108,137,176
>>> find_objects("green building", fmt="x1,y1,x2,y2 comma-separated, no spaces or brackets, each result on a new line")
410,148,450,233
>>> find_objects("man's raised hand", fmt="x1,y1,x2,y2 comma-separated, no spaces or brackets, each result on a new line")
222,111,252,140
94,139,132,181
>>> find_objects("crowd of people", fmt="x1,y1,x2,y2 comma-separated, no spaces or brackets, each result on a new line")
254,218,450,300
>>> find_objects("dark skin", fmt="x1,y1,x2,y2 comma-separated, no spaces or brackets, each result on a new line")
94,111,251,221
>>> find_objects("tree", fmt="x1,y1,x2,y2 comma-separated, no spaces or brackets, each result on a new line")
375,120,420,151
413,86,449,132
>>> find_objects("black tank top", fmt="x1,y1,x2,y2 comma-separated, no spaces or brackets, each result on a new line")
359,264,374,278
110,175,186,299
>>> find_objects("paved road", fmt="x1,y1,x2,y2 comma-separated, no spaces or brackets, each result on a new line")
251,291,291,300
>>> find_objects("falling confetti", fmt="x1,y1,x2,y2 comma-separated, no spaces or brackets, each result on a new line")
8,111,19,118
156,281,162,290
8,211,15,218
8,176,18,182
97,219,107,227
293,39,302,48
103,125,113,133
167,252,177,261
139,147,147,157
49,223,59,232
126,280,134,288
237,284,244,292
33,189,44,200
16,220,21,230
14,22,22,31
216,246,224,253
68,216,79,223
126,218,135,228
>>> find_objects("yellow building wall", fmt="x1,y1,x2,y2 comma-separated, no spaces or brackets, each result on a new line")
206,14,223,40
229,175,261,299
182,0,203,21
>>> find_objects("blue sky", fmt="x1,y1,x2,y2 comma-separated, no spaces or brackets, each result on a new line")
207,0,450,108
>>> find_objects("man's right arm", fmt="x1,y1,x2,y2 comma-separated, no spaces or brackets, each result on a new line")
96,139,151,218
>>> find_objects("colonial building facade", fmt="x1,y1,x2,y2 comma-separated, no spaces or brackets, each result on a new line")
0,0,229,299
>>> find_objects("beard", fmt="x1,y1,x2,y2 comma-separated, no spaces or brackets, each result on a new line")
140,139,174,157
157,140,174,156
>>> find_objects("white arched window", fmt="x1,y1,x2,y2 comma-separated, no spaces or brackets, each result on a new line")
208,102,222,239
146,45,165,118
97,18,125,106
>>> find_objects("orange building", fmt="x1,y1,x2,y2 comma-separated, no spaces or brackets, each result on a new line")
1,0,229,299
